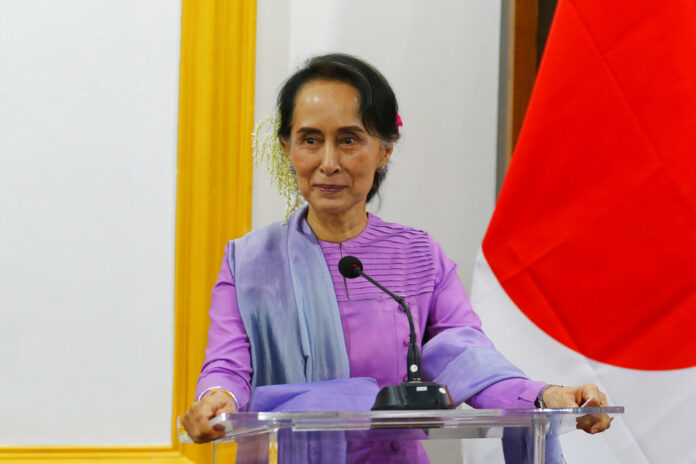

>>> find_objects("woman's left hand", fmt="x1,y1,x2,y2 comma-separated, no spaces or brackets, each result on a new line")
542,384,613,434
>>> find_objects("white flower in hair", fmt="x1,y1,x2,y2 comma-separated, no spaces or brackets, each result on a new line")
252,111,306,221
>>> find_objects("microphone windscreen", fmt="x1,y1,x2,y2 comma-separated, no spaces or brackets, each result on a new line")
338,256,363,279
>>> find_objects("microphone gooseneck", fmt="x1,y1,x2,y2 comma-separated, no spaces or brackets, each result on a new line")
338,255,421,381
337,255,454,410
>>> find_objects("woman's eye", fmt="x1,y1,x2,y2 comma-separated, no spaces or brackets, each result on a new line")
343,137,355,145
304,137,318,145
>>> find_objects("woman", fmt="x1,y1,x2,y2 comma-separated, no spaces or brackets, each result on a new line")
182,54,611,459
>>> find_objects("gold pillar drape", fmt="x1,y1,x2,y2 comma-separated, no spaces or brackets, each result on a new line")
174,0,256,462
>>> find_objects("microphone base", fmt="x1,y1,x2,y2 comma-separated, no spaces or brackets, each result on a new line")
371,382,455,410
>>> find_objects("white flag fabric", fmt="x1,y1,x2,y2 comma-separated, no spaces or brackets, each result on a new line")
467,250,696,463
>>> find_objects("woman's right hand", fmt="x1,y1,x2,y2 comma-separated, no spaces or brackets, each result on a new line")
182,391,237,443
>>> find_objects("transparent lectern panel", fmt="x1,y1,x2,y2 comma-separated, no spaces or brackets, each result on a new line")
177,407,623,464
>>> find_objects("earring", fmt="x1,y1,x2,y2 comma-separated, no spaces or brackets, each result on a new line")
377,165,388,174
289,165,296,175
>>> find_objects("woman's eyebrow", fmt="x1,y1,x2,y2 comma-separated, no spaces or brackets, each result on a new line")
337,126,366,134
295,127,321,135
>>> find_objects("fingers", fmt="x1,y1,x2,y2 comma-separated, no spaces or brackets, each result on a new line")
182,403,223,443
578,383,611,408
599,391,608,407
182,392,237,443
575,383,600,406
576,413,613,434
573,384,612,434
542,383,614,434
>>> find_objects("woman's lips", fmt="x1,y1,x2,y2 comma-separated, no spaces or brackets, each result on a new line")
315,184,346,194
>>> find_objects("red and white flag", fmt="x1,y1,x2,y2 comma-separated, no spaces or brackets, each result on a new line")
470,0,696,462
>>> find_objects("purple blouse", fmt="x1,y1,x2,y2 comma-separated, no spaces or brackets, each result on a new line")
197,214,544,412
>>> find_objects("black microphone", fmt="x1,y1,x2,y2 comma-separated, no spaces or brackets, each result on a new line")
338,255,453,410
337,255,362,279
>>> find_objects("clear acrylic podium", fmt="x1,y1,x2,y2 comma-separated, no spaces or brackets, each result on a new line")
179,407,623,463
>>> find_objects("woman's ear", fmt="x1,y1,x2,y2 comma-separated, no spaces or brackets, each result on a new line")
279,137,289,155
381,143,394,167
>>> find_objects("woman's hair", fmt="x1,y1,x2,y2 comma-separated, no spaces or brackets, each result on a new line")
276,53,399,202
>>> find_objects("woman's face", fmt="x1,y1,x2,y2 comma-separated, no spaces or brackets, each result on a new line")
281,80,392,219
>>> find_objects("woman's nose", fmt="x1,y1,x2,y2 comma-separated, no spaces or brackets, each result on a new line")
319,144,340,175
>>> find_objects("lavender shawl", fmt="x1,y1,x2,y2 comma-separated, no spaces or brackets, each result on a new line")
228,207,350,390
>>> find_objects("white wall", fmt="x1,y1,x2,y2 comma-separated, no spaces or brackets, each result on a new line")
0,0,181,446
252,0,501,294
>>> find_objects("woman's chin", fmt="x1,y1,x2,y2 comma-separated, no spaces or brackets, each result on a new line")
308,198,363,218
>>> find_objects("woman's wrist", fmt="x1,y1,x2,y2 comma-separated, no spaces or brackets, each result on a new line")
535,384,561,408
197,386,239,410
